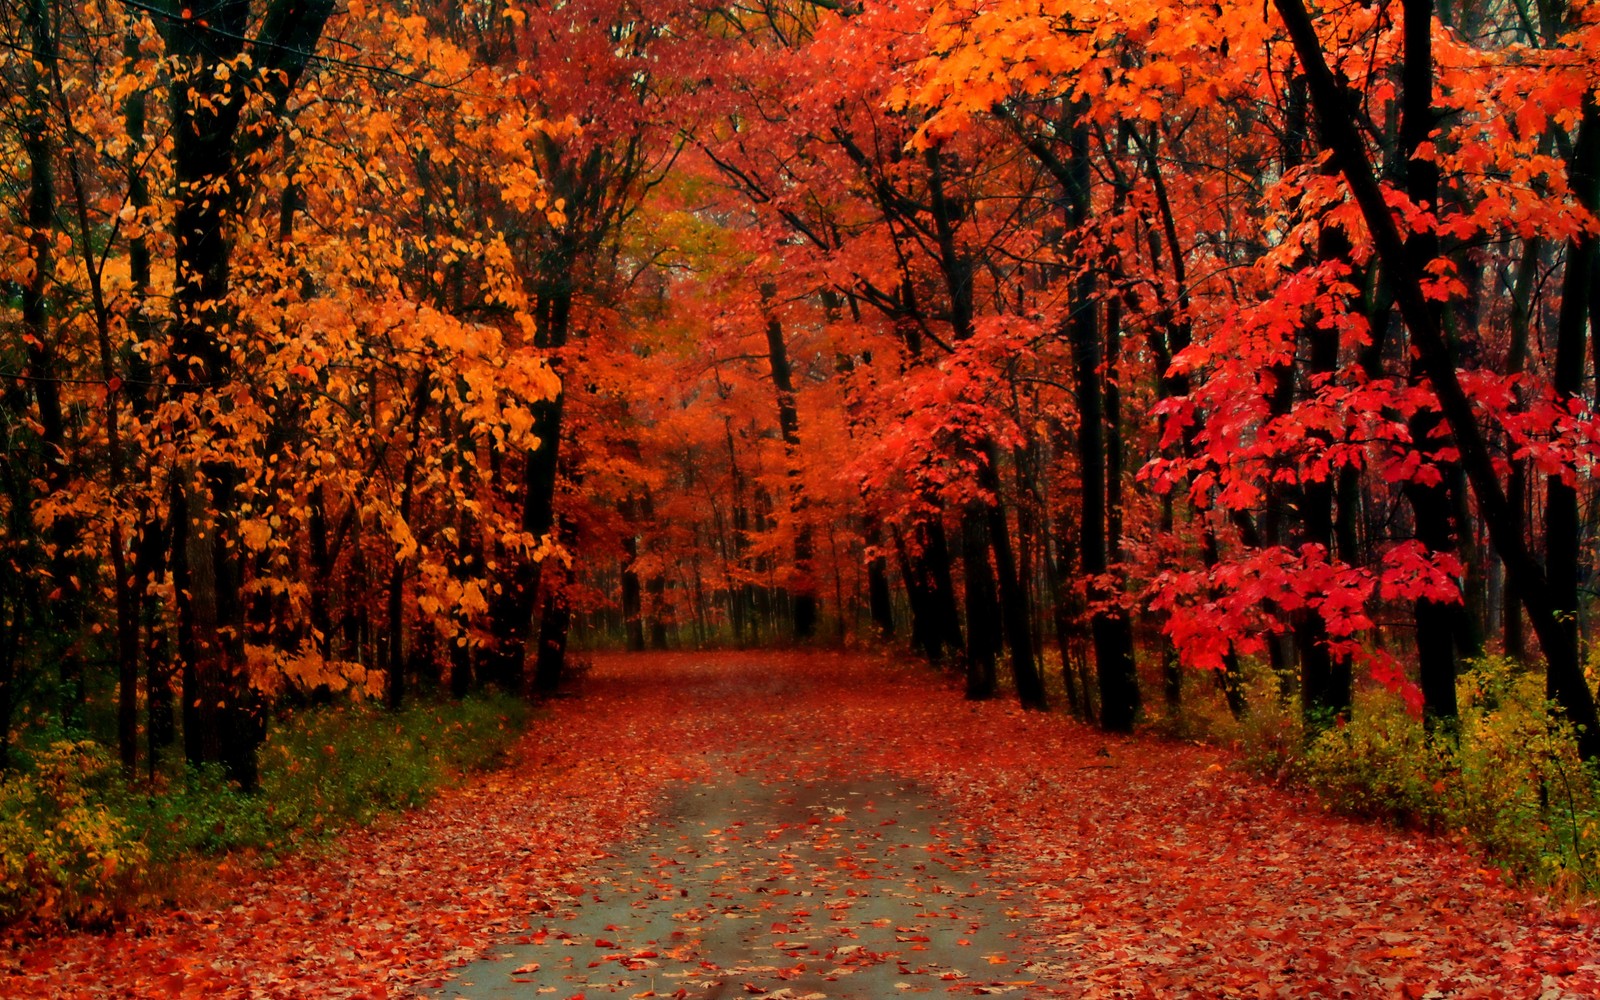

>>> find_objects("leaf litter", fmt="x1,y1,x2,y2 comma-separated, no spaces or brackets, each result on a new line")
3,650,1597,998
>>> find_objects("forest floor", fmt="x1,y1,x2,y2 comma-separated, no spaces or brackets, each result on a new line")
4,651,1600,999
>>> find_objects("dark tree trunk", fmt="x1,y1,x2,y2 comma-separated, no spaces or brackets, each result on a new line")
1075,277,1137,730
1158,497,1183,714
960,508,1000,700
0,580,18,771
160,0,334,788
622,536,646,651
20,0,86,730
1398,0,1459,731
1033,114,1139,730
1275,0,1600,757
487,286,570,691
1300,221,1355,729
920,512,966,660
979,443,1048,710
387,565,407,711
864,517,895,640
648,568,670,650
1045,525,1084,719
761,284,817,640
893,527,938,660
535,567,572,697
1503,237,1540,663
1548,87,1599,738
122,26,171,773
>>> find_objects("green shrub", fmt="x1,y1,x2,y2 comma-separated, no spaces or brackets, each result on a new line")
1449,660,1599,889
0,693,529,924
1184,659,1304,777
1285,657,1600,894
1298,697,1449,822
0,741,150,923
130,763,278,861
258,693,528,838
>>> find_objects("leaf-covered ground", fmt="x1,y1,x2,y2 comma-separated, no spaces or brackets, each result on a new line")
4,651,1598,998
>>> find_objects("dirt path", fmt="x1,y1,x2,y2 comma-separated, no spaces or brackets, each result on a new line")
5,651,1600,999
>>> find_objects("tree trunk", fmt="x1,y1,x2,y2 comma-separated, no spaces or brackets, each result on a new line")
20,0,86,730
760,283,817,639
1547,86,1599,738
622,537,646,652
960,508,1000,699
488,285,570,690
1076,275,1138,730
1398,0,1459,731
864,517,895,639
1275,0,1600,757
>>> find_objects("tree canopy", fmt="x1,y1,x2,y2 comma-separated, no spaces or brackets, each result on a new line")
3,0,1600,779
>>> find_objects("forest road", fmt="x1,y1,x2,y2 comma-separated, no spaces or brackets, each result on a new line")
432,659,1061,999
11,651,1600,999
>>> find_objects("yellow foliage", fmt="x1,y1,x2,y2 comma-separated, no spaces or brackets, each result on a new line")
0,742,149,923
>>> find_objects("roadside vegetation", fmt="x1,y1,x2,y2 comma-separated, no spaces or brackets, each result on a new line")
0,695,527,925
1142,655,1600,897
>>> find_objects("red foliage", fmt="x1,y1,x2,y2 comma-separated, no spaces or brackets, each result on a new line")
6,654,1595,997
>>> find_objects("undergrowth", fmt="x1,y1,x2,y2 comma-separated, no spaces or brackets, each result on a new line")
0,694,528,925
1192,656,1600,896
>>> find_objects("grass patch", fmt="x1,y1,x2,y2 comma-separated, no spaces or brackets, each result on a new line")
1,693,529,924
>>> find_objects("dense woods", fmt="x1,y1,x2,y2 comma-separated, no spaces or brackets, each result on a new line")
3,0,1600,841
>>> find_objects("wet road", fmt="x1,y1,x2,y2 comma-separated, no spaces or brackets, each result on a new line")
435,753,1044,999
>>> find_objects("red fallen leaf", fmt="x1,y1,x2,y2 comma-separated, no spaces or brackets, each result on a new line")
513,962,541,974
12,651,1600,1000
595,939,617,948
742,985,767,995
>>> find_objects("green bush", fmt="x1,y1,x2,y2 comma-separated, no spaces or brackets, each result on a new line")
1292,657,1600,894
0,741,150,923
0,693,528,924
258,694,527,837
1298,697,1449,822
1179,659,1304,776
